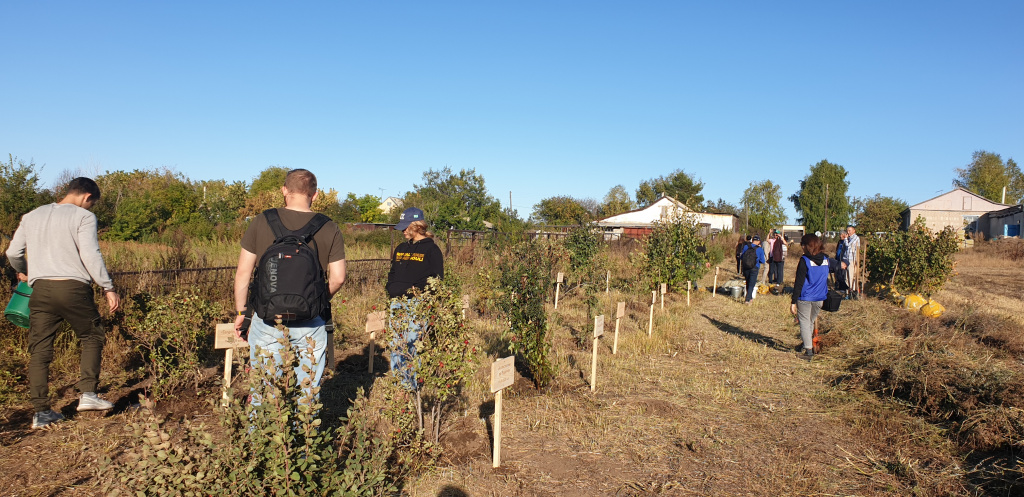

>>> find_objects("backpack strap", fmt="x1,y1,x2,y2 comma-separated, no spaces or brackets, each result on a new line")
263,209,330,243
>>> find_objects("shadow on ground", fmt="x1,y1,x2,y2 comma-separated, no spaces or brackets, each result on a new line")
701,313,788,351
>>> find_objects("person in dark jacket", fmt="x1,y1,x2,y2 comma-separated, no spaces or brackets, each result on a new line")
739,235,765,304
385,207,444,390
790,233,838,361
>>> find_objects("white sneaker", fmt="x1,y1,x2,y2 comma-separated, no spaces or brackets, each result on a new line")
32,409,65,429
77,392,113,411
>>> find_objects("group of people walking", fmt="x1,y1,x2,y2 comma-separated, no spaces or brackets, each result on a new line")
735,227,859,361
7,168,442,429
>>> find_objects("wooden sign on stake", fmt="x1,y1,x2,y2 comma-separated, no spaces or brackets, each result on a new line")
713,266,719,297
660,283,667,310
554,272,564,309
462,294,470,319
591,315,604,392
215,323,249,404
648,291,656,337
613,302,624,355
491,356,515,468
605,270,611,294
365,311,386,374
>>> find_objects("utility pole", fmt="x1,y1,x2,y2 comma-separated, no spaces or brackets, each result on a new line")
509,191,512,210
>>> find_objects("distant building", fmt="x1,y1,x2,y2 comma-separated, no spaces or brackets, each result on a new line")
595,196,739,239
378,196,404,214
977,204,1023,239
901,188,1009,235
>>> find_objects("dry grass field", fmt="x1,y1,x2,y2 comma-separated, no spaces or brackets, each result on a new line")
0,239,1021,496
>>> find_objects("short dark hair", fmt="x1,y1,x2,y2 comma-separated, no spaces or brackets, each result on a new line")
66,177,101,200
284,169,317,197
801,233,823,255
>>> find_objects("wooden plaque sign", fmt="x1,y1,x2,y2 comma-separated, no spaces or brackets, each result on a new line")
556,272,564,283
660,283,667,294
215,323,248,349
462,295,471,309
616,301,625,319
593,315,605,338
365,311,386,333
491,356,515,393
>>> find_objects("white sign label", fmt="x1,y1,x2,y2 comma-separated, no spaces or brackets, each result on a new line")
556,272,564,283
616,302,625,319
593,315,605,338
365,311,385,333
214,323,248,349
462,294,471,309
660,283,667,294
491,356,515,393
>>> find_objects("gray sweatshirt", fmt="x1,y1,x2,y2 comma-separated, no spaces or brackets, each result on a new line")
6,203,115,291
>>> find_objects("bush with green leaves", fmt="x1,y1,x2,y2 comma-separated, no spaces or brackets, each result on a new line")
866,220,960,297
386,272,476,443
633,212,712,290
102,328,397,496
496,239,556,388
119,291,223,398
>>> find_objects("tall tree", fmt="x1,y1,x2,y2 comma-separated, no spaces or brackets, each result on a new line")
854,194,908,234
789,160,852,233
0,155,49,235
740,180,786,236
405,167,504,230
599,185,636,218
531,196,593,225
635,169,705,208
954,150,1023,204
703,198,740,215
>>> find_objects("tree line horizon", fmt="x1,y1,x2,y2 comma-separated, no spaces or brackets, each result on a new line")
1,150,1019,242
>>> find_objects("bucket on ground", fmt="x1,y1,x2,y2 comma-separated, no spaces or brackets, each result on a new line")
4,282,32,329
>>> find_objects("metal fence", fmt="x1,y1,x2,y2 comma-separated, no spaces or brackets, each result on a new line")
109,258,392,295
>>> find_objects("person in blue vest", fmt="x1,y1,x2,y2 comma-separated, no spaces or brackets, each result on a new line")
790,233,838,361
739,235,765,304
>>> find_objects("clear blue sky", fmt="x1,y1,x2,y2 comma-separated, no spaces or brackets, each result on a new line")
2,1,1021,223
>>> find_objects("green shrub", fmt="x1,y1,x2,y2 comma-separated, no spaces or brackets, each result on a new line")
119,291,223,398
866,221,959,296
102,329,397,496
386,272,476,443
632,213,712,290
496,240,556,388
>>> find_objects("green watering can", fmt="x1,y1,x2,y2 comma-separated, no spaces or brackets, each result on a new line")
4,282,32,329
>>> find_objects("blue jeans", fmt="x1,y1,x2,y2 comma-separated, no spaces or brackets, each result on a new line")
744,268,759,302
247,314,327,406
389,299,423,390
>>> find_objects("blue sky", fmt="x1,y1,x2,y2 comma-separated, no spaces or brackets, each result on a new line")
2,1,1021,223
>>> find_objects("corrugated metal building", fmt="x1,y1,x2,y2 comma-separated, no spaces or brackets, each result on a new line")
978,204,1023,239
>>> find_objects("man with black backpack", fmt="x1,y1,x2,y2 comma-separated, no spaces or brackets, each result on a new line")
738,235,765,304
233,169,346,405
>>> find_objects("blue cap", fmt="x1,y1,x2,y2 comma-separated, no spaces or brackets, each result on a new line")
394,207,424,231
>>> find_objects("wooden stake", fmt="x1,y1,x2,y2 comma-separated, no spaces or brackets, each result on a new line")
613,302,624,355
605,270,611,294
648,291,655,337
365,311,386,374
660,283,666,311
591,315,604,392
368,332,376,373
222,347,233,404
493,389,503,467
713,266,719,297
687,281,691,307
554,272,563,309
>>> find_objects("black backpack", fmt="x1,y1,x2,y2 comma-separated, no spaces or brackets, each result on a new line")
740,243,759,271
250,209,331,323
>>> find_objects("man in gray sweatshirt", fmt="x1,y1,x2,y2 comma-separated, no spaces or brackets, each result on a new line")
6,177,121,429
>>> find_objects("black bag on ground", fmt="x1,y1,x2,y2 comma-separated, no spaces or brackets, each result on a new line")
740,243,759,271
251,209,330,323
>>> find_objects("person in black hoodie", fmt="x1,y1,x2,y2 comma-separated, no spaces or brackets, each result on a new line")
386,207,444,390
790,233,838,362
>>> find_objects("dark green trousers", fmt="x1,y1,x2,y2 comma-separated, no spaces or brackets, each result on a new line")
27,279,106,412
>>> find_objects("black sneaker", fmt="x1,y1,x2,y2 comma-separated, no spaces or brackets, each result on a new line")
32,410,65,429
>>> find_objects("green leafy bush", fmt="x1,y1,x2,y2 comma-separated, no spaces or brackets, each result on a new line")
386,272,476,443
119,291,223,398
496,240,556,388
866,221,959,296
633,213,712,290
102,329,397,496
